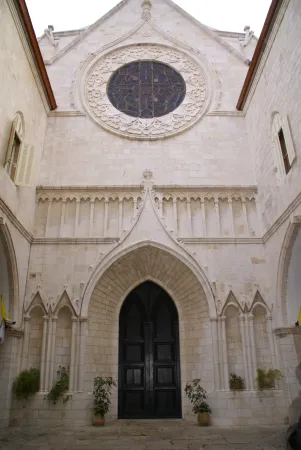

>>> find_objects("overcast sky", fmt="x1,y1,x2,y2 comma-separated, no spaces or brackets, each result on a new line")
26,0,271,39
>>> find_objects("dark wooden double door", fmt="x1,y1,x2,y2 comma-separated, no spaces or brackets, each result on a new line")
118,281,181,419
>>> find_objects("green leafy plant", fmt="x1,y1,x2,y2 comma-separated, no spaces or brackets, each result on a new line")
13,368,40,400
256,368,282,390
229,373,245,391
93,376,117,417
185,379,212,414
46,366,69,404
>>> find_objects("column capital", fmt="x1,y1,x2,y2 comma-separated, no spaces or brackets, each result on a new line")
42,315,49,321
209,316,218,322
227,198,233,204
239,313,246,321
51,315,58,321
220,315,226,321
24,314,31,321
71,315,78,322
173,198,177,204
247,313,254,321
79,316,88,323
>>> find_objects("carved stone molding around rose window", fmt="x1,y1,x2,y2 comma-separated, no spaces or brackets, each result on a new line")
83,44,209,140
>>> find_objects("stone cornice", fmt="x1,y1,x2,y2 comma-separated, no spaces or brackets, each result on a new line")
274,326,301,338
48,110,86,117
0,198,33,243
179,237,263,245
207,111,246,117
154,185,257,192
32,237,119,245
37,185,143,191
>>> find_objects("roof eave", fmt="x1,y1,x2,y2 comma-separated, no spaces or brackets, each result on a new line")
16,0,57,110
236,0,283,111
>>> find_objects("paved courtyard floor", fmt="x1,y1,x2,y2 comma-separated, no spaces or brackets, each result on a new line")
0,420,287,450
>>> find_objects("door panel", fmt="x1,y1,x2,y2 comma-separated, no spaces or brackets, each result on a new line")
119,281,181,418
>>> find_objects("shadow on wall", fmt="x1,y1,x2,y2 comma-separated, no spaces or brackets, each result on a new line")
289,361,301,425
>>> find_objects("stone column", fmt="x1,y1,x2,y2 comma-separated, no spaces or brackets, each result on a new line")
266,315,276,369
74,199,80,237
118,199,123,235
59,200,66,237
217,317,224,389
214,199,220,236
248,314,257,388
49,316,57,389
89,200,95,237
241,199,249,236
244,314,252,389
69,316,78,392
186,198,192,236
78,317,88,392
227,198,235,236
133,198,138,219
44,317,53,391
210,317,220,390
21,315,31,370
239,314,250,389
221,316,229,390
173,198,178,234
158,197,163,218
104,199,109,237
45,199,52,237
39,315,49,391
201,199,206,237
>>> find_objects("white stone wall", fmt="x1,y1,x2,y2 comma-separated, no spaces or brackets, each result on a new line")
0,1,48,233
245,0,301,233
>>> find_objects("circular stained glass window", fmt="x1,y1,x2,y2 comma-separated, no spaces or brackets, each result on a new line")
107,60,186,118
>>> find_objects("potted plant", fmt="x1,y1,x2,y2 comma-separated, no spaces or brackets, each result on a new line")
229,373,245,391
13,368,40,402
185,379,212,426
256,368,282,390
93,376,116,426
45,365,70,404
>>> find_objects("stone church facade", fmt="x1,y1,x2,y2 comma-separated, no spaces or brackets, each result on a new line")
0,0,300,427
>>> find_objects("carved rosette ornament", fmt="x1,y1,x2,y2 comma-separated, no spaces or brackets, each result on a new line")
84,44,208,140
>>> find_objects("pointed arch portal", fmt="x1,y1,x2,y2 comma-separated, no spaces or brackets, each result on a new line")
118,281,181,419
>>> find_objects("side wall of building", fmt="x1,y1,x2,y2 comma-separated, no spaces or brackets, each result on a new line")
0,0,49,428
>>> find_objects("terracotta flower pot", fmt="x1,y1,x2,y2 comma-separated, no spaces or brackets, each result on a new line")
198,412,210,426
93,414,105,426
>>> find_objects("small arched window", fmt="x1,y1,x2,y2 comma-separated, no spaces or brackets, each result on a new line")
272,112,296,177
4,112,34,186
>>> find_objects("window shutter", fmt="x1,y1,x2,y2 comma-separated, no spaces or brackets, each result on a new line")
15,142,29,186
24,145,35,185
4,121,17,170
282,115,296,165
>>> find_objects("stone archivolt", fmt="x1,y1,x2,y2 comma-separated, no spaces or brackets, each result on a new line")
84,44,208,139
